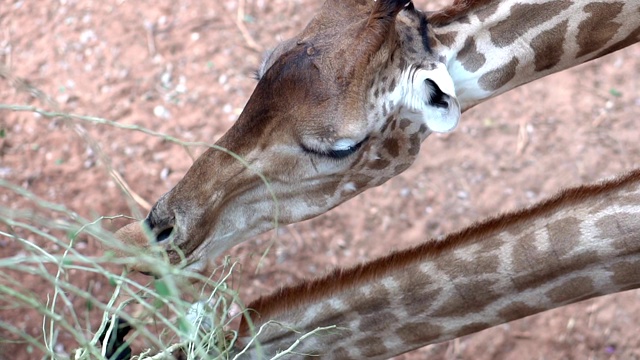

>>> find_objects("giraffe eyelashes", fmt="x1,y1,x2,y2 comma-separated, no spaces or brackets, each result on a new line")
252,68,262,81
301,137,368,160
325,142,364,159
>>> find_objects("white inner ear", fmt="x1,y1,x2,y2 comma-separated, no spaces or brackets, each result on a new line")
401,63,461,133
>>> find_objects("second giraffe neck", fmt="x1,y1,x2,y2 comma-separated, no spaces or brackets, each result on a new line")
235,169,640,358
426,0,640,110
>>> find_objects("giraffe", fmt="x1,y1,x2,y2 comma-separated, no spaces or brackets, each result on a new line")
229,168,640,359
114,0,640,274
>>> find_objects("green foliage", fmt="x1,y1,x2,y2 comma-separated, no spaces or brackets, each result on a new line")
0,65,301,359
153,279,173,298
609,88,623,97
0,190,244,358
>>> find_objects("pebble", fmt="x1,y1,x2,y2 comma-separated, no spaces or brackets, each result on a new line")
79,29,97,44
153,105,171,119
0,167,11,178
54,343,66,356
160,167,170,180
161,71,172,88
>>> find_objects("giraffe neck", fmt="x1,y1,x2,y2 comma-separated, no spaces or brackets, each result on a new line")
426,0,640,110
234,169,640,359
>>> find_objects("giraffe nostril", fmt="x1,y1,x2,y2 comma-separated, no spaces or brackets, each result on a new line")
139,271,159,279
156,227,173,243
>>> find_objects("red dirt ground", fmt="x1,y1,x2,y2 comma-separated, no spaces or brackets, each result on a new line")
1,0,640,359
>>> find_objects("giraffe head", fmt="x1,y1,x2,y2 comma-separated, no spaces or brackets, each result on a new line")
115,0,460,274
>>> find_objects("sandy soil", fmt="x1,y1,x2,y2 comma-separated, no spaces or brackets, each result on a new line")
1,0,639,359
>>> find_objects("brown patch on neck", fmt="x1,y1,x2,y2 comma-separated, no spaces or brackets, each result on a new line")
531,20,568,72
427,0,494,26
610,260,640,289
576,2,624,58
545,276,596,304
239,169,640,336
489,0,571,48
437,31,458,47
478,56,518,91
593,24,640,59
474,0,500,22
458,37,486,72
497,302,545,323
395,321,443,345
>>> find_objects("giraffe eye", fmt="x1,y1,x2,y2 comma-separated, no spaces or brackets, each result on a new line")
301,138,368,160
326,141,365,159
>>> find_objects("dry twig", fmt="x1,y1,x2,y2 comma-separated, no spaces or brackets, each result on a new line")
234,0,263,53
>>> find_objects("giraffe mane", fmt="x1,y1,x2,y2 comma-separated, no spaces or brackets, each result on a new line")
427,0,493,25
239,168,640,335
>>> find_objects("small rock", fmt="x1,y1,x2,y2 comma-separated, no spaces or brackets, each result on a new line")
160,75,172,92
54,343,67,356
83,159,95,169
0,167,11,178
79,29,97,44
153,105,171,119
176,76,187,93
56,93,70,104
160,167,170,180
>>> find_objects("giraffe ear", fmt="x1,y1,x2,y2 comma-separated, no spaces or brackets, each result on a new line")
402,63,461,133
348,0,409,74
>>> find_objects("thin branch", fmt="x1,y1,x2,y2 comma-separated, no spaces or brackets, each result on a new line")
235,0,262,52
